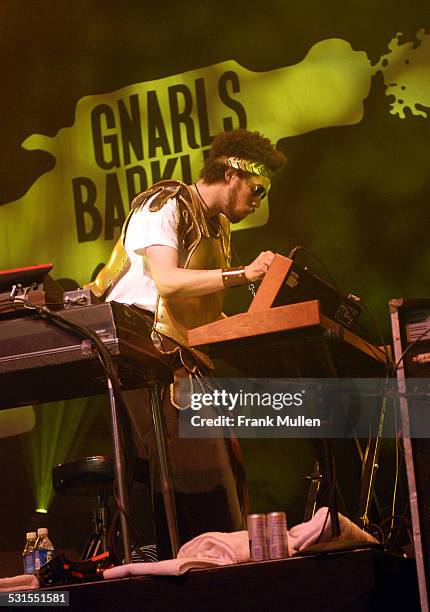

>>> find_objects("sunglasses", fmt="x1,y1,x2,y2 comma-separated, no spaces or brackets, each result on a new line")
251,184,268,199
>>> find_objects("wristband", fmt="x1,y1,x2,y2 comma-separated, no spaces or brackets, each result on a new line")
222,266,247,288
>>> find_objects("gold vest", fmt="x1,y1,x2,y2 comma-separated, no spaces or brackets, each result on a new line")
85,180,231,348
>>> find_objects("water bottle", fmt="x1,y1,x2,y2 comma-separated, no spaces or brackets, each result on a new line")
34,527,55,569
22,532,37,575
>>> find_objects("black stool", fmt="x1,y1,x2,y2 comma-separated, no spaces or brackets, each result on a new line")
53,455,149,559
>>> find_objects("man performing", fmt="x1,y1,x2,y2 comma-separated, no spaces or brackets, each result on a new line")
86,128,286,557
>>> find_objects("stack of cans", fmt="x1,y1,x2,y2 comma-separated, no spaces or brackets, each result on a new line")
247,512,289,561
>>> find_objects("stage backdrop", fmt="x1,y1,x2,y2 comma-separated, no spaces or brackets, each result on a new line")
0,1,429,552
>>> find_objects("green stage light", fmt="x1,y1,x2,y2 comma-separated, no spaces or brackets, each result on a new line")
22,397,99,514
35,508,48,514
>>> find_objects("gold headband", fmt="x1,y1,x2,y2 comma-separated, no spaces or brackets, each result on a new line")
216,156,272,178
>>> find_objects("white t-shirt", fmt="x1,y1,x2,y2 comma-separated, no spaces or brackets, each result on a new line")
106,197,178,312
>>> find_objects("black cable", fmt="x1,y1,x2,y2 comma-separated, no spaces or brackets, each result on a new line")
38,306,123,398
315,448,338,544
287,245,339,291
393,326,430,374
286,247,392,375
112,481,156,557
380,513,412,551
366,522,385,545
356,301,391,375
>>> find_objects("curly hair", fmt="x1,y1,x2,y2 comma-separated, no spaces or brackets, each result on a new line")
200,128,287,183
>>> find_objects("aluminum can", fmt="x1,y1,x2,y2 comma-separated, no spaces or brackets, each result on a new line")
247,513,269,561
267,511,289,559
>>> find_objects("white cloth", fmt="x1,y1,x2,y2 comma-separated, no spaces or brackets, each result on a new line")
103,509,378,580
0,574,39,592
288,506,378,554
106,196,178,312
177,530,250,564
103,530,249,579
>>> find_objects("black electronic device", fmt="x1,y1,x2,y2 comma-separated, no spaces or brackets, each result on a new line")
0,302,171,409
272,260,363,333
0,263,63,313
0,263,53,292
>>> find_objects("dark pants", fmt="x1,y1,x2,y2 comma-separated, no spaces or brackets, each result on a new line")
123,384,244,559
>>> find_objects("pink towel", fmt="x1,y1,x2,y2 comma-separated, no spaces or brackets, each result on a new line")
0,574,39,592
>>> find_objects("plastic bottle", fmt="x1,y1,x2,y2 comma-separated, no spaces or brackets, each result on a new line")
34,527,55,569
22,532,37,575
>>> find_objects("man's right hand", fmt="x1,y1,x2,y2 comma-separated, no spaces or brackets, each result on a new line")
244,251,275,282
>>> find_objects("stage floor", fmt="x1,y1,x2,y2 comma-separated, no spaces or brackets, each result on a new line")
41,547,420,612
